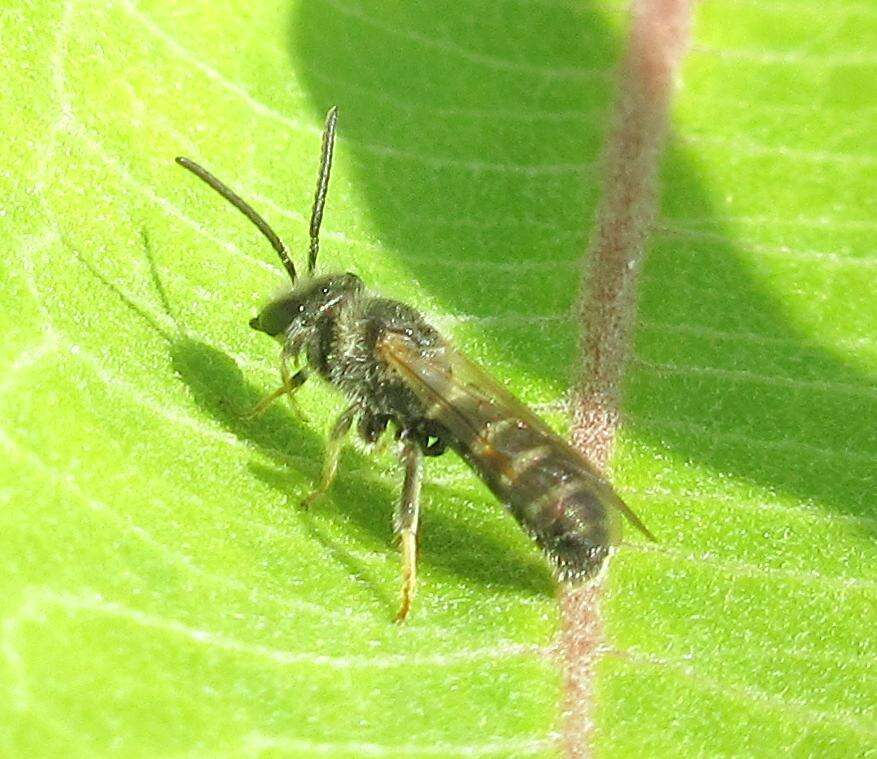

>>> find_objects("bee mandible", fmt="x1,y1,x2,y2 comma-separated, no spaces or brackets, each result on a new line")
176,107,654,622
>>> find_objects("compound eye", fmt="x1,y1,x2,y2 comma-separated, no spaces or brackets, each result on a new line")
253,296,299,337
343,272,364,289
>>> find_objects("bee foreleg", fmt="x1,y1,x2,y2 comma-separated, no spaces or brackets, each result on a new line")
242,368,309,419
279,358,308,419
301,403,357,510
394,436,424,623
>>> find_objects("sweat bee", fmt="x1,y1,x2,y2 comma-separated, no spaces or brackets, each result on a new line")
176,107,654,622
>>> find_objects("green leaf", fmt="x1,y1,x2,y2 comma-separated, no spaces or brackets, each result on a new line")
1,1,874,756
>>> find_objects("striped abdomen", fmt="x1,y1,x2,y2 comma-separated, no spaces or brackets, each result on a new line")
450,410,621,582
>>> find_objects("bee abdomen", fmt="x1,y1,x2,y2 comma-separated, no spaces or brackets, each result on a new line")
455,415,617,583
523,477,614,582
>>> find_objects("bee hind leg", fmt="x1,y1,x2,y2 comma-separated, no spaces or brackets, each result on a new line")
301,403,357,510
394,436,424,623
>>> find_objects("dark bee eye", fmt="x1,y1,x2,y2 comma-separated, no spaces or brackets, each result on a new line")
343,272,364,290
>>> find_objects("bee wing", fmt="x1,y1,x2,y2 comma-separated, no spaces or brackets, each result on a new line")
378,331,656,543
378,330,553,443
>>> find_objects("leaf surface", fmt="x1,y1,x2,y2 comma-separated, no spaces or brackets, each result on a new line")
1,1,874,756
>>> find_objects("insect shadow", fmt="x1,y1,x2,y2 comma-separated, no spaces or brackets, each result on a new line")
170,337,554,604
71,230,553,611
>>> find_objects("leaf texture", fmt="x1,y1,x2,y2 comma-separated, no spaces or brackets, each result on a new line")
0,1,874,756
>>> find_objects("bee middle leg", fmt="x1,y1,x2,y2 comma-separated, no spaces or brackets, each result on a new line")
394,436,424,623
301,403,358,510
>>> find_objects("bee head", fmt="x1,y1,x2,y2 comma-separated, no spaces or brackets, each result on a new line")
249,272,363,338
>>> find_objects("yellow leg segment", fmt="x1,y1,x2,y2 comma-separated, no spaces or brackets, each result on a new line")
395,530,417,623
301,404,357,510
394,437,423,623
242,368,309,419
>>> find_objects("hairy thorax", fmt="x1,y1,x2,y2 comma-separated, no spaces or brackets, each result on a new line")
317,294,443,428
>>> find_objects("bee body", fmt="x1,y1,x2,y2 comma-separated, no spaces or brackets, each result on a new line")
177,107,653,621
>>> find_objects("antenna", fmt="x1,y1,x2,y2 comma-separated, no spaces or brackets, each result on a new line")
175,156,298,283
307,106,338,274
